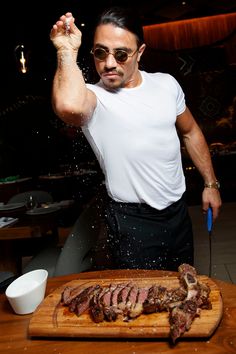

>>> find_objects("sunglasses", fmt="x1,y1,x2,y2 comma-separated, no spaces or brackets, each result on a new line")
90,47,138,63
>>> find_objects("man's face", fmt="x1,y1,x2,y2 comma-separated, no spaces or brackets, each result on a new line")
93,24,145,89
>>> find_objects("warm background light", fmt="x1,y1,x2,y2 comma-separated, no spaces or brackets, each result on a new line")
143,13,236,51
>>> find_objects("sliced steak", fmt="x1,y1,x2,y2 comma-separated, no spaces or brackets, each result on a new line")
71,285,101,316
102,284,118,321
60,263,212,344
90,287,107,323
143,285,168,313
117,283,133,311
128,287,149,319
61,284,88,305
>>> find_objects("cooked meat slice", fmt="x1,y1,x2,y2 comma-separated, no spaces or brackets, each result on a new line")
110,284,126,320
72,285,101,316
143,285,168,313
125,286,139,312
122,285,139,321
102,284,118,321
197,282,212,309
61,284,88,305
111,283,126,307
166,287,188,309
128,287,149,319
117,283,133,311
61,286,72,305
90,287,106,323
169,299,201,343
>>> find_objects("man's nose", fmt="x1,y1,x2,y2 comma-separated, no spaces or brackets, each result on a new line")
104,53,117,68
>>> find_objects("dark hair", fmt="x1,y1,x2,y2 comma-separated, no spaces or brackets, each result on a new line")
96,6,144,47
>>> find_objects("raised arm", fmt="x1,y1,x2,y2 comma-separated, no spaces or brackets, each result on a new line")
50,12,97,126
176,107,222,221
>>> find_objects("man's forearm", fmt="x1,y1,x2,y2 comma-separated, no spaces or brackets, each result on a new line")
183,130,217,185
52,49,88,126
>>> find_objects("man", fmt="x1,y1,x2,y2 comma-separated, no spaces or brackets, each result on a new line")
50,7,221,270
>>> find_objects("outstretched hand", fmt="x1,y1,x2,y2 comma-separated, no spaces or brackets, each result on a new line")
50,12,82,52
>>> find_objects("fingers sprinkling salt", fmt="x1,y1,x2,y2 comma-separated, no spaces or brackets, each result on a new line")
65,17,71,34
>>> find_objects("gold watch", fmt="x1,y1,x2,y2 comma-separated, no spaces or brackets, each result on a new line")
204,180,220,190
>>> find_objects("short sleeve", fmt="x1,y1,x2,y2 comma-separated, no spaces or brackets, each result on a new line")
172,76,186,115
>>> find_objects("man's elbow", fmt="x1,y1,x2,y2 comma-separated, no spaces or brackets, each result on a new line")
52,101,85,127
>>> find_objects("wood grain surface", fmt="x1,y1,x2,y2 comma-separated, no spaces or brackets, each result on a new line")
29,274,223,339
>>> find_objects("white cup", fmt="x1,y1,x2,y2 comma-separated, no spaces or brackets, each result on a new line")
5,269,48,315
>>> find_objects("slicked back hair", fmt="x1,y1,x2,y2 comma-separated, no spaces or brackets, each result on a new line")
95,6,144,47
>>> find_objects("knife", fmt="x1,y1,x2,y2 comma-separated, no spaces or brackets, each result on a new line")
207,207,213,277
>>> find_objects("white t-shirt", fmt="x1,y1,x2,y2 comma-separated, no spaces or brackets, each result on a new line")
82,70,186,210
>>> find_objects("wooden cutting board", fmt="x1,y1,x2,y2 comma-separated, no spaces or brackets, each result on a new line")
29,275,223,339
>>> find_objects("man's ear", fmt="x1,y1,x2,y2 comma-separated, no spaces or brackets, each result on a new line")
137,43,146,62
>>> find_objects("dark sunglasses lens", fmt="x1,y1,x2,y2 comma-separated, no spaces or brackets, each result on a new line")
93,48,129,62
94,48,107,60
114,50,128,62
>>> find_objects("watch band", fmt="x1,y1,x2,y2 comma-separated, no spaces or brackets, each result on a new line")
204,180,220,189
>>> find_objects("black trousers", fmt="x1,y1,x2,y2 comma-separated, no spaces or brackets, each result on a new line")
104,193,193,271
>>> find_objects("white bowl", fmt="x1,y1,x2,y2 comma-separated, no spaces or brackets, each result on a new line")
5,269,48,315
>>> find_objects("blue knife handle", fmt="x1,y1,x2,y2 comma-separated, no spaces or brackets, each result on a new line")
207,207,213,232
